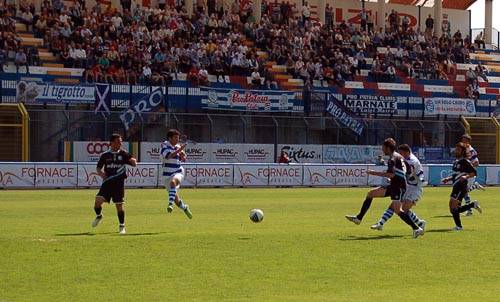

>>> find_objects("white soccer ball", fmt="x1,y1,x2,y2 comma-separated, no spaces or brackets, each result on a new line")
249,209,264,223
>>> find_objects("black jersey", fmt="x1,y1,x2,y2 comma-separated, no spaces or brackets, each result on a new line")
451,158,476,185
387,152,407,185
96,149,132,181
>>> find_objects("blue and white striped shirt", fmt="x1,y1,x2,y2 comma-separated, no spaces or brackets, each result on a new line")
160,141,182,177
466,145,479,166
405,153,424,187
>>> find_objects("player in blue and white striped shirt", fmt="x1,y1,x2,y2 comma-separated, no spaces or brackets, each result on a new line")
370,144,426,232
161,129,192,219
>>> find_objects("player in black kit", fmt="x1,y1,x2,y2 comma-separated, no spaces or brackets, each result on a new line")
91,134,137,234
346,138,424,238
441,142,482,231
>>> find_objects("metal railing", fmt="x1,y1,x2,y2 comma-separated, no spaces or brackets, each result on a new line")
25,109,467,162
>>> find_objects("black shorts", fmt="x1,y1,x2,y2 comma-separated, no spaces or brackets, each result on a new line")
451,180,468,201
385,183,405,201
97,179,125,204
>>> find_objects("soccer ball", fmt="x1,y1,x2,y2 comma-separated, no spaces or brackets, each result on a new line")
249,209,264,223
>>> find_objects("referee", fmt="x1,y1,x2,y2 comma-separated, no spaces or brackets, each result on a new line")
92,133,137,234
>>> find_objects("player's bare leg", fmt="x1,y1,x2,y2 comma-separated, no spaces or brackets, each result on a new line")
390,200,424,238
401,200,426,232
346,187,386,225
115,202,126,234
92,196,106,227
174,194,192,219
167,178,180,213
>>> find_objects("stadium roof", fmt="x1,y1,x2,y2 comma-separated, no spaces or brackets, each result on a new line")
365,0,477,10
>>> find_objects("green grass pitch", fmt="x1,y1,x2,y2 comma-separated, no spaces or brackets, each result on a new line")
1,187,499,301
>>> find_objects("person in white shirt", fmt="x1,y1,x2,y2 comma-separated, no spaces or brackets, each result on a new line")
371,144,427,232
251,69,261,87
161,129,192,218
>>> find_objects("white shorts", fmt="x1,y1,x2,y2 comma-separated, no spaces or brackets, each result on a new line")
403,185,423,203
163,168,185,189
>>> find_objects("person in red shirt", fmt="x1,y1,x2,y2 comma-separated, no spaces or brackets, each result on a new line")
278,151,291,164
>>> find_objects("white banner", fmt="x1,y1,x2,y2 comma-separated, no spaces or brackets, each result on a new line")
267,165,303,186
240,144,274,163
233,164,269,186
278,144,322,163
73,141,131,162
486,166,500,185
0,163,35,188
0,162,496,189
424,98,476,116
140,142,162,163
183,164,197,187
124,164,158,187
211,144,241,163
184,144,212,163
303,165,334,186
16,81,95,104
192,164,233,187
303,165,369,186
323,145,380,164
34,163,78,188
77,163,102,188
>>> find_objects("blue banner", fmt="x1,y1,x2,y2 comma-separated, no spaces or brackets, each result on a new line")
200,87,301,112
326,95,365,135
119,88,164,131
94,83,111,115
428,165,486,186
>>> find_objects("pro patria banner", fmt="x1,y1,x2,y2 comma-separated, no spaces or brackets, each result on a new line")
201,87,301,112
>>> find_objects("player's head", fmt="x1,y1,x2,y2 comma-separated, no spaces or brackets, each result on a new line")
109,133,122,151
167,129,180,145
455,142,468,158
382,138,396,155
397,144,411,158
461,134,471,145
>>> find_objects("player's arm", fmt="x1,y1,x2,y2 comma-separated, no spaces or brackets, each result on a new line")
167,144,187,159
96,156,106,179
367,170,394,178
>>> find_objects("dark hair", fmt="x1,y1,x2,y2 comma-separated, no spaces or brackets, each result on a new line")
167,129,180,139
456,142,467,157
397,144,411,153
461,134,472,141
383,138,396,152
109,133,122,142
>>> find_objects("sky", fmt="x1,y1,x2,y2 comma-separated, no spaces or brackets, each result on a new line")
470,0,497,30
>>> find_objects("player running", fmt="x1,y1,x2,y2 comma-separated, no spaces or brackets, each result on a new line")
92,134,137,234
161,129,192,219
441,142,482,230
370,144,426,232
460,134,484,216
346,138,424,238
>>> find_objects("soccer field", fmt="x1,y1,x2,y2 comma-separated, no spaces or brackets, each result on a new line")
1,187,499,302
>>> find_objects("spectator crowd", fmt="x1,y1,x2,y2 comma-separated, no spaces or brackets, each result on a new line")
0,0,489,98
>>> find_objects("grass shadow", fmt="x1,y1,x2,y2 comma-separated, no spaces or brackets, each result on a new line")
55,231,116,236
237,237,252,240
426,228,453,233
339,234,404,241
432,215,452,218
125,232,167,236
